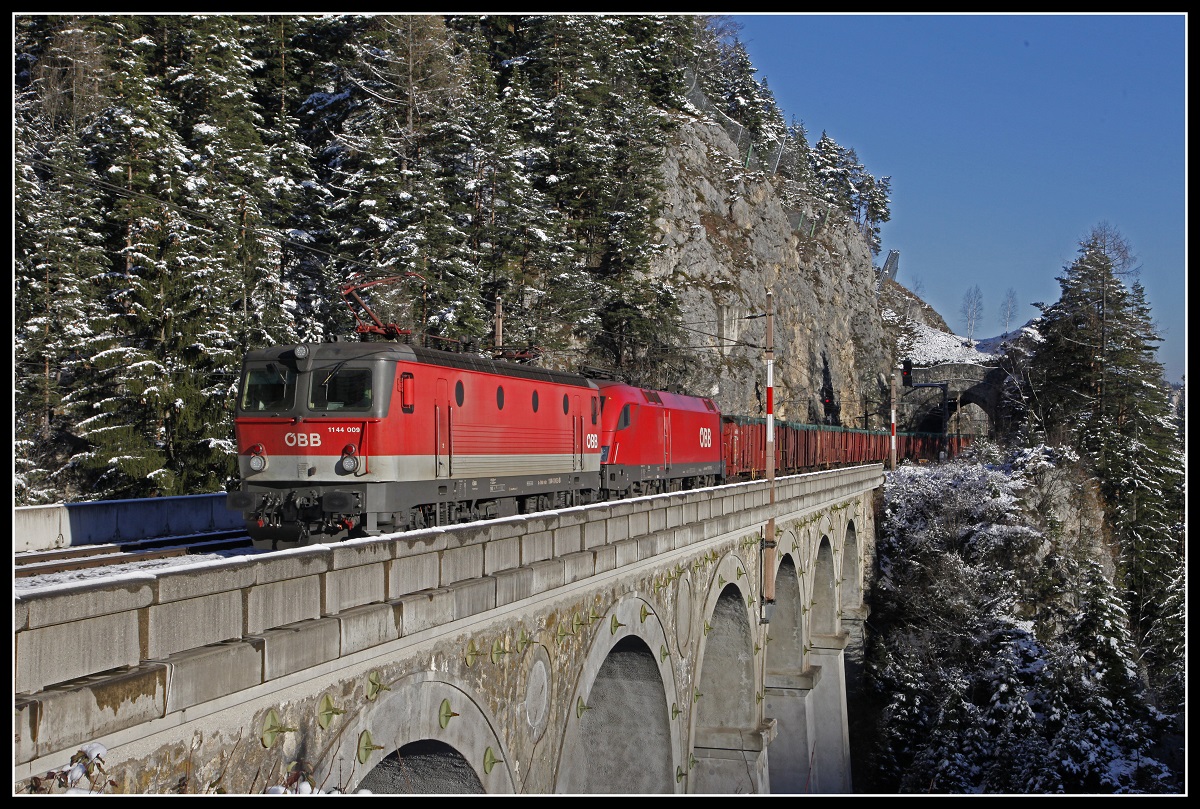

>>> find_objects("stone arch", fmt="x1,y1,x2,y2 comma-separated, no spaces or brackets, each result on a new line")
556,594,679,793
766,554,803,679
904,362,1007,438
356,739,484,794
948,398,991,438
692,581,759,793
317,673,514,795
840,519,862,612
811,535,838,636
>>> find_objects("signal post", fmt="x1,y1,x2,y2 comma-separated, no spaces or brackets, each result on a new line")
761,290,776,623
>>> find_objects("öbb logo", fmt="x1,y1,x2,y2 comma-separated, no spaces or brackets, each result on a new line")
699,427,712,448
284,432,323,447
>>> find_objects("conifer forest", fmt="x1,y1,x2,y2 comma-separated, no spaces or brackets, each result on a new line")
13,15,1184,793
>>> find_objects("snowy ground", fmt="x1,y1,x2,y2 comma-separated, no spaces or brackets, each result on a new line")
890,313,1013,367
881,299,1042,370
13,545,270,594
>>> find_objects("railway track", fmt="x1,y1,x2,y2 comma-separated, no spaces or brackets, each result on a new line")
14,531,254,579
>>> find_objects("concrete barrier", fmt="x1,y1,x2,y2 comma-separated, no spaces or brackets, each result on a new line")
13,505,68,553
13,493,243,552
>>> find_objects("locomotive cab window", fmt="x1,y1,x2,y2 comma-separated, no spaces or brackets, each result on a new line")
616,403,633,431
310,366,373,411
241,362,297,412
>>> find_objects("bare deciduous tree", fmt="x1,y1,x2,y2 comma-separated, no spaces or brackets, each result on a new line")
31,21,109,134
961,284,983,346
999,288,1018,337
905,274,925,320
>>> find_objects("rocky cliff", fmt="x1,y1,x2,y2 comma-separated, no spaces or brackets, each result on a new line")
649,113,896,429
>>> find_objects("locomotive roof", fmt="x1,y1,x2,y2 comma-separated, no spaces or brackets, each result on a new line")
245,341,596,390
593,379,719,413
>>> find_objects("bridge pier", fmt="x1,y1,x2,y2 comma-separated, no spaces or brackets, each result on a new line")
764,666,820,792
691,719,777,793
808,633,852,793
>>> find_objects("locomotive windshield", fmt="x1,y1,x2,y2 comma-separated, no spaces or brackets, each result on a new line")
240,362,297,412
615,403,633,430
309,366,373,411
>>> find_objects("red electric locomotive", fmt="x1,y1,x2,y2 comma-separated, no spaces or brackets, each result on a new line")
227,341,602,549
594,380,724,497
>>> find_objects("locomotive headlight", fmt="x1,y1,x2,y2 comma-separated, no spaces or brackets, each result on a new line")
294,344,309,359
248,453,268,472
341,444,358,473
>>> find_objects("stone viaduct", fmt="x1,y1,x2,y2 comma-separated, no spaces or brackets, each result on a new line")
14,466,881,795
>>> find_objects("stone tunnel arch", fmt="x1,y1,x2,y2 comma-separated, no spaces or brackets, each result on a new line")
356,739,484,794
904,363,1012,439
912,393,991,436
557,634,674,793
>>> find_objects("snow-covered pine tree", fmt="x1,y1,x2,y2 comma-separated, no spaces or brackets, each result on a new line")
432,19,582,358
490,54,596,360
808,131,854,214
1027,227,1184,710
1033,558,1175,792
244,15,336,344
152,15,292,494
66,20,190,498
15,132,109,503
15,17,116,503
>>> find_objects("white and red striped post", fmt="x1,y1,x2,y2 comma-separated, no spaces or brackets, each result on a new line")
762,290,776,621
890,370,897,470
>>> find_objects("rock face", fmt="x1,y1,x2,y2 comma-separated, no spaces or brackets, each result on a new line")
649,115,894,429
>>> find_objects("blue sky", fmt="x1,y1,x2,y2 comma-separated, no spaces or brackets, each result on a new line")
731,13,1186,384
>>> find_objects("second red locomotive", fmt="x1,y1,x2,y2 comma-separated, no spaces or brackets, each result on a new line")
594,380,724,497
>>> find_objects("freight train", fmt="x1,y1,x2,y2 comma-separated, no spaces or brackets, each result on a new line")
226,339,966,551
